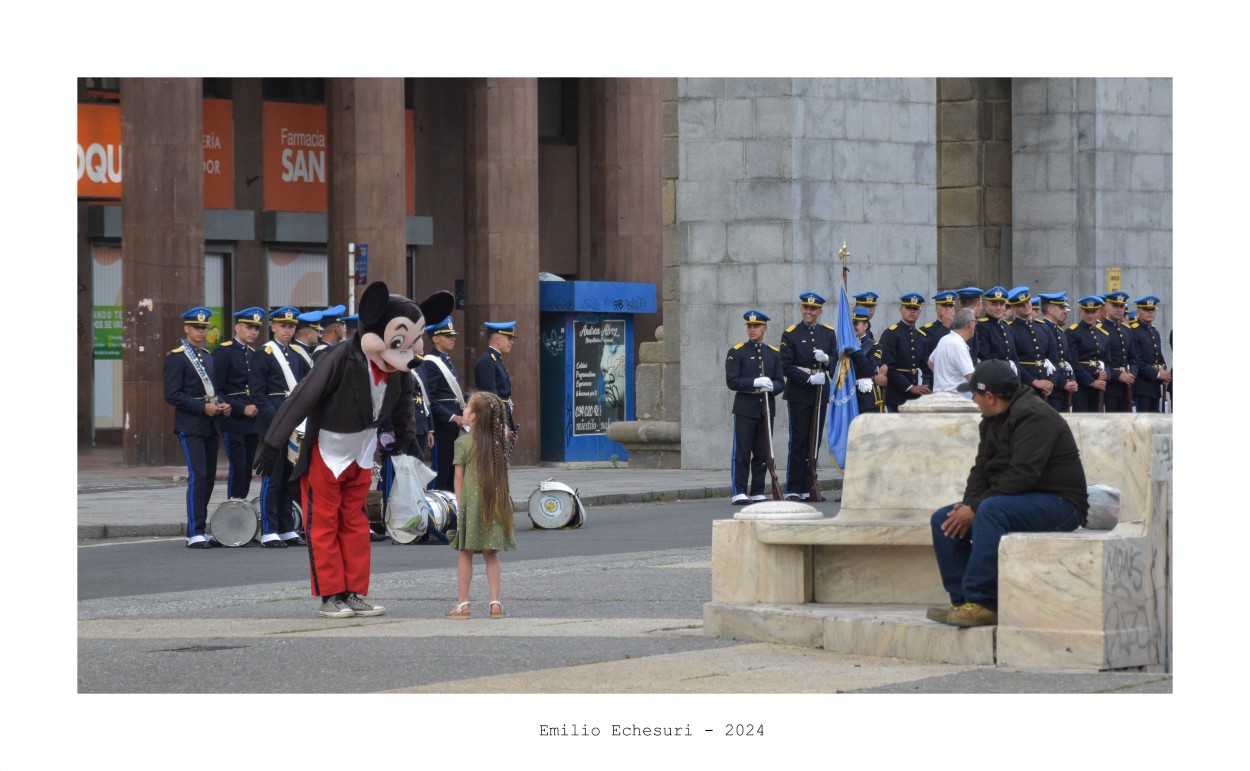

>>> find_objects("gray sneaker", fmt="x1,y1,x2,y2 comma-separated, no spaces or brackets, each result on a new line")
319,596,355,619
342,593,385,617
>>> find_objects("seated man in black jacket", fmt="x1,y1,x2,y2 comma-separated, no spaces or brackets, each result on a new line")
928,359,1090,627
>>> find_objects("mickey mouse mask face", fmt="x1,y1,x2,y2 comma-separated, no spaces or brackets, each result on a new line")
360,314,426,372
355,281,455,374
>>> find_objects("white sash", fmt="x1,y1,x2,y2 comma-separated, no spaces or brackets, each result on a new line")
264,341,298,391
427,355,466,409
412,370,432,417
181,342,217,403
291,343,314,369
264,340,305,462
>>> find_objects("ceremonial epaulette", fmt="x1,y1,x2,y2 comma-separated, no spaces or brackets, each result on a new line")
1096,325,1109,336
171,345,185,353
786,324,797,333
921,321,936,330
872,349,883,359
733,342,745,350
491,352,499,360
768,344,780,352
220,340,234,347
822,324,834,331
977,316,989,322
1128,322,1139,330
265,347,276,355
917,327,927,336
888,323,899,331
1068,323,1079,331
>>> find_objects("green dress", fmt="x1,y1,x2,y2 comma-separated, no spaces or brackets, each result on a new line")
449,432,516,553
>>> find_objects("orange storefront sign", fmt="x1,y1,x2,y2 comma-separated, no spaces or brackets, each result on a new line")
76,101,235,209
263,102,328,213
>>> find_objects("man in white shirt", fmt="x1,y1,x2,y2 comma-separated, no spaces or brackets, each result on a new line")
929,308,977,398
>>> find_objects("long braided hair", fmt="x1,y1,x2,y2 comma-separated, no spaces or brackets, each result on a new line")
468,391,513,533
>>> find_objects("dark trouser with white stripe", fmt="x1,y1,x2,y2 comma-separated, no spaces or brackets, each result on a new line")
785,402,826,496
177,432,218,540
731,414,771,498
223,431,259,499
260,459,298,538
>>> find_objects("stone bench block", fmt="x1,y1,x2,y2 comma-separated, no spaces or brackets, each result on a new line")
711,520,811,604
813,545,948,605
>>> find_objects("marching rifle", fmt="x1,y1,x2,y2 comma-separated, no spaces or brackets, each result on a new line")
759,386,783,501
806,359,826,503
1160,381,1169,414
1096,360,1106,413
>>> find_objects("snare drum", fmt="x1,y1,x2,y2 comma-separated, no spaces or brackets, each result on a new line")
208,498,260,547
528,479,586,530
427,490,459,533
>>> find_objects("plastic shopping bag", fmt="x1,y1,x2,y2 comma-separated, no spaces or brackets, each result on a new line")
1084,484,1121,530
387,455,437,540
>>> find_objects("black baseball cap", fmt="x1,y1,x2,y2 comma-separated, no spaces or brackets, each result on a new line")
957,359,1018,397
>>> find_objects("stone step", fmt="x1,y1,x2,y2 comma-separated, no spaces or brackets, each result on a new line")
703,601,996,666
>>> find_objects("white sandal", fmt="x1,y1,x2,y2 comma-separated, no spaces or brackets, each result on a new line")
489,600,505,619
445,601,471,619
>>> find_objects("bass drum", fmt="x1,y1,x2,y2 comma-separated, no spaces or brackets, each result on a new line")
208,498,259,547
427,490,459,534
527,479,586,530
248,497,303,542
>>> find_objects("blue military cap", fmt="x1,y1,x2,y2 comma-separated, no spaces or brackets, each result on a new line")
427,316,458,336
1126,309,1137,322
1134,295,1161,310
1006,286,1031,306
1077,295,1105,310
319,304,346,324
484,321,517,336
232,306,265,326
933,290,957,306
799,292,826,308
296,310,324,329
743,309,770,325
1103,291,1130,306
983,286,1009,302
1030,297,1041,310
1037,291,1068,306
956,286,983,299
899,292,925,308
852,305,872,321
342,314,359,328
852,291,879,307
270,306,300,324
181,306,212,326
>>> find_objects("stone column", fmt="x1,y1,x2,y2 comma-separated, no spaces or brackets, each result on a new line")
231,78,268,311
587,78,665,353
464,78,540,466
936,78,1012,290
120,78,204,465
327,78,408,308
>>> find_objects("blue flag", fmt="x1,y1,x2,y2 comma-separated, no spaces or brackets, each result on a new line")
827,286,861,471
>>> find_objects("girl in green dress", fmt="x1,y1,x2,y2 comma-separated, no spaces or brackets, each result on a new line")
445,391,515,619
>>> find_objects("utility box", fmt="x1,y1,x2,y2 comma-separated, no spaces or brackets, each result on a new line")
538,281,657,462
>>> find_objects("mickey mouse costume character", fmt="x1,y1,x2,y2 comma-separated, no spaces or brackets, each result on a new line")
255,281,454,619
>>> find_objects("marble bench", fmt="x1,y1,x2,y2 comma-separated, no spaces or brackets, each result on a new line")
707,410,1173,672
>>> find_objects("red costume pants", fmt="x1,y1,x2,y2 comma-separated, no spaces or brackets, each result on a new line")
300,442,373,598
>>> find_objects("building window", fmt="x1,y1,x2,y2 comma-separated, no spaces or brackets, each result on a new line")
539,78,578,146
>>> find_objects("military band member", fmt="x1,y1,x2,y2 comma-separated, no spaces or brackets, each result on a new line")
852,291,880,345
1098,291,1137,412
291,310,322,369
419,316,468,492
475,321,518,437
851,305,887,415
211,307,266,500
165,307,227,549
1129,295,1171,412
1006,286,1058,401
312,304,346,362
779,292,837,501
1038,292,1079,411
256,306,309,547
726,311,785,504
955,287,985,361
1067,295,1110,412
921,290,957,386
878,292,931,412
975,286,1018,366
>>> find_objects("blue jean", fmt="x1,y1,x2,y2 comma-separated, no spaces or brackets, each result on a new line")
930,493,1084,608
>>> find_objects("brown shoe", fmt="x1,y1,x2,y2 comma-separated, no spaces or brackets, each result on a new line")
945,602,997,627
444,601,471,619
925,605,958,624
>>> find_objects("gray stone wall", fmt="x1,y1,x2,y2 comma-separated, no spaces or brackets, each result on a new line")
677,78,938,470
1012,78,1172,344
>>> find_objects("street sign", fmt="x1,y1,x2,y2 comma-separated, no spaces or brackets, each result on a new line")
356,244,369,282
1107,266,1121,293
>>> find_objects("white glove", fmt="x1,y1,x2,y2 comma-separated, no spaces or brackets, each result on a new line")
1043,359,1056,376
753,376,773,391
856,378,874,393
813,350,830,364
1008,361,1018,376
809,372,827,386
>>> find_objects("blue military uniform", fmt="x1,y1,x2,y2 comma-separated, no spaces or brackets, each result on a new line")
955,287,984,361
419,316,466,492
1066,295,1110,412
779,292,837,500
211,306,267,499
475,321,517,433
852,291,879,346
727,311,785,504
164,307,220,548
974,286,1018,365
877,293,928,412
1037,292,1077,411
255,306,309,546
1098,291,1137,412
312,304,346,362
850,304,885,415
1005,287,1059,400
920,290,958,386
289,309,322,371
1129,295,1169,412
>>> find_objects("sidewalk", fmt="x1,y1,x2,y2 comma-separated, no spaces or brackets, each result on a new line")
77,444,841,540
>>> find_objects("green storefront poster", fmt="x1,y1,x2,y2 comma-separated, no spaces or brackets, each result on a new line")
92,306,124,360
